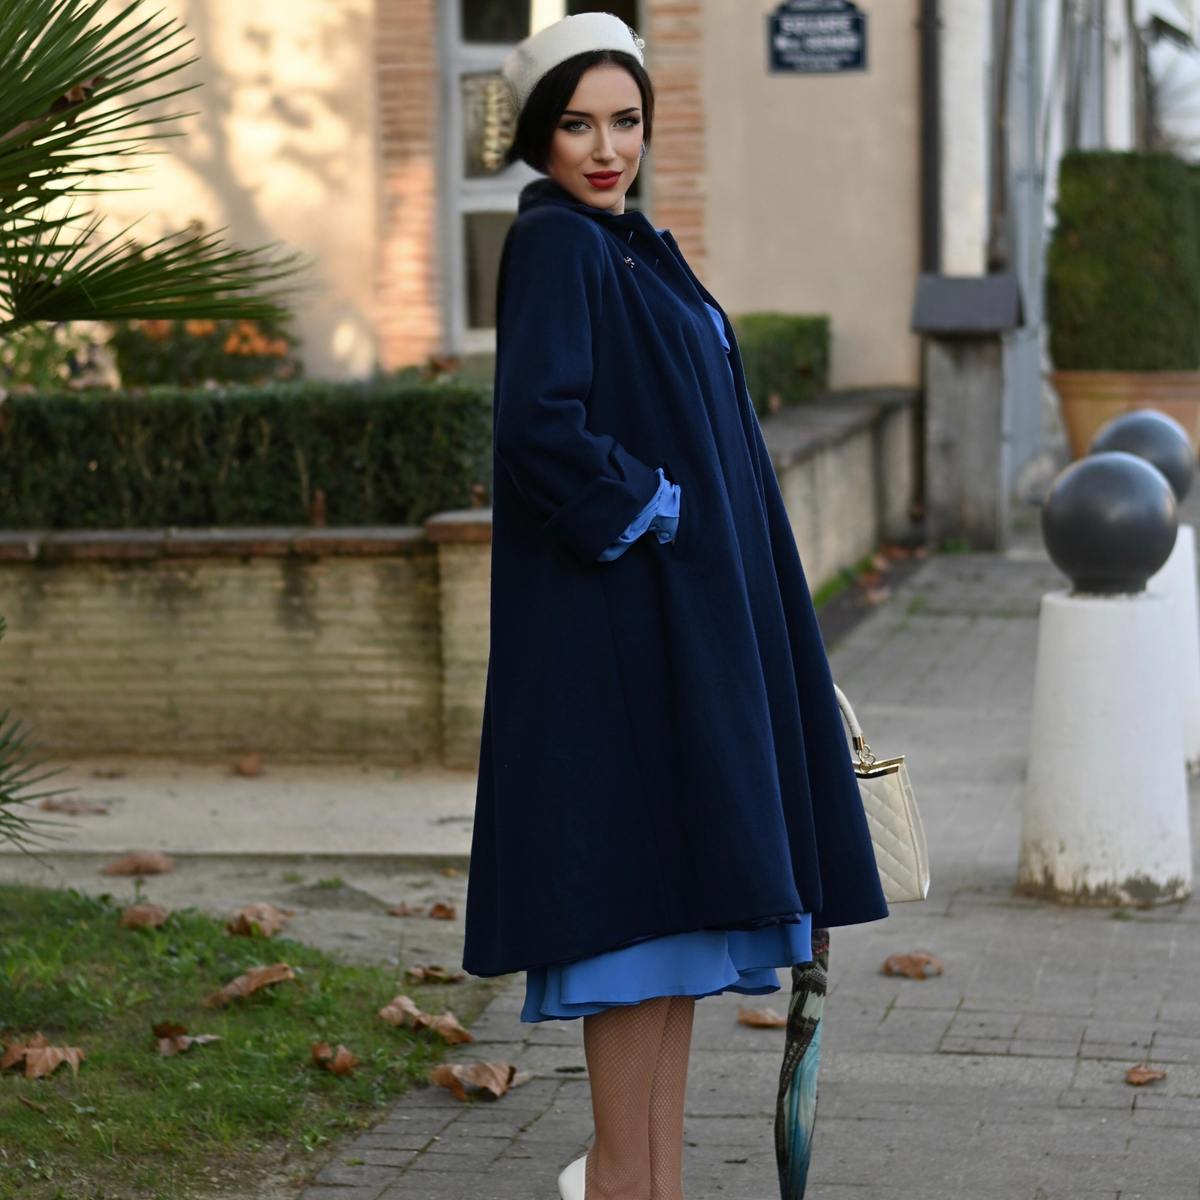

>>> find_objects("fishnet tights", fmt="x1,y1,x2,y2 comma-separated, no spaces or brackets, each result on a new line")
583,995,695,1200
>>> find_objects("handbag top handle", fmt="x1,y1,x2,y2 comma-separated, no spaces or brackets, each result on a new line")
832,684,877,767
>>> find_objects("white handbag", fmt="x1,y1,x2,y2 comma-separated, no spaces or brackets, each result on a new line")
833,685,930,903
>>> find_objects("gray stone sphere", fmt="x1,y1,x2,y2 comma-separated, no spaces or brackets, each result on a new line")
1042,452,1178,594
1089,409,1196,502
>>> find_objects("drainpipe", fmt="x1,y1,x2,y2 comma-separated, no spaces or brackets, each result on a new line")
919,0,941,273
914,0,941,525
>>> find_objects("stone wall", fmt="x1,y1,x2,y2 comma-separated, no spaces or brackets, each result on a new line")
0,392,914,762
0,530,441,762
762,389,918,587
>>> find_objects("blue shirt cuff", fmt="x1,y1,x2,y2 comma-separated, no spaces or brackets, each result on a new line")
597,469,681,561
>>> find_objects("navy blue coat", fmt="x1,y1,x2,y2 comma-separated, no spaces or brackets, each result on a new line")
463,179,886,978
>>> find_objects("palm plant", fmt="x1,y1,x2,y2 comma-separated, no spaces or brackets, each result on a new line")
0,0,299,337
1,0,295,847
0,619,68,852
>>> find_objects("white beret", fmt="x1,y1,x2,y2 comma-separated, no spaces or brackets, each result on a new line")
503,12,646,113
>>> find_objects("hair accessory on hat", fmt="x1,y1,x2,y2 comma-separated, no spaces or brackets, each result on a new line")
503,12,645,112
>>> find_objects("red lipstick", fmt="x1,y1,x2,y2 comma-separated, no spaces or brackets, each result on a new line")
584,171,621,190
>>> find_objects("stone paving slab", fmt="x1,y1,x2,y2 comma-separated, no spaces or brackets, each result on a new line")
0,759,476,859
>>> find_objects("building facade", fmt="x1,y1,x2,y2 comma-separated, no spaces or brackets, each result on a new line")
99,1,1195,492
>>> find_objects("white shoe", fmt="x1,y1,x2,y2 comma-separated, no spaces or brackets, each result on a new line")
557,1153,587,1200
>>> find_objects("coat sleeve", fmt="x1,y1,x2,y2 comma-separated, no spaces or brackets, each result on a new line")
494,209,661,562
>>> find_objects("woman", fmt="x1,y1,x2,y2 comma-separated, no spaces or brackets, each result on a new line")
463,14,887,1200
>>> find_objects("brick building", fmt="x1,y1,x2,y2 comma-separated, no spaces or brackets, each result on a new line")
110,2,921,390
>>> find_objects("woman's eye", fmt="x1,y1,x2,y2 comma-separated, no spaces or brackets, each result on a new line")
560,120,588,132
615,116,641,129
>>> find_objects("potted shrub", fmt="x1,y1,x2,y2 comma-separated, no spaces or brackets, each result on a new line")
1046,151,1200,457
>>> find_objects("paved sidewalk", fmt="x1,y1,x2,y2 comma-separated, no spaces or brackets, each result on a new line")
297,546,1200,1200
0,760,476,859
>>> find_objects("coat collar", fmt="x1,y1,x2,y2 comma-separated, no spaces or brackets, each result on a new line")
518,177,660,241
516,178,725,314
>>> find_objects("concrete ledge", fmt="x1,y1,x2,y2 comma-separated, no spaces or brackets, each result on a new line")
761,388,919,586
760,387,918,471
424,509,493,543
0,526,427,562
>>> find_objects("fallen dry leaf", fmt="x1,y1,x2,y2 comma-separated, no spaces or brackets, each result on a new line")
378,994,425,1027
92,766,127,779
227,902,293,938
1,1033,45,1072
857,570,884,588
863,586,892,606
25,1045,85,1080
312,1042,356,1076
882,951,943,980
39,797,108,815
387,902,424,917
153,1020,221,1057
442,867,460,877
737,1006,788,1028
3,1035,84,1079
202,962,296,1008
1126,1063,1167,1086
377,996,474,1043
421,1011,475,1045
431,1061,517,1101
18,1095,48,1113
120,902,170,929
159,1034,221,1057
406,964,465,984
103,851,174,876
233,753,262,777
428,902,457,920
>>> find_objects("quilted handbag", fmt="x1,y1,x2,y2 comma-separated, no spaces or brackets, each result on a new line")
833,685,930,903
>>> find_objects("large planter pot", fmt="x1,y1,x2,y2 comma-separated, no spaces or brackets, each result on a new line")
1052,371,1200,459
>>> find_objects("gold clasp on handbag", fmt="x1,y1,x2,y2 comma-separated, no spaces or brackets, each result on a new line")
852,733,876,768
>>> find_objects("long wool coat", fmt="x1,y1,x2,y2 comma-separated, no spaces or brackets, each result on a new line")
462,179,887,978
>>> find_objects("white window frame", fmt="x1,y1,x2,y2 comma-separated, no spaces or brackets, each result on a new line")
437,1,648,355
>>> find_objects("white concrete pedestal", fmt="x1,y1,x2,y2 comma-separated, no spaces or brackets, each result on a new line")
1146,523,1200,771
1019,591,1192,904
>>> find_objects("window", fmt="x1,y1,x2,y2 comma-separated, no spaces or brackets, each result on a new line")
442,1,643,348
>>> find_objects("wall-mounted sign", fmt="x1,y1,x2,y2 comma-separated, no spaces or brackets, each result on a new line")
768,0,867,74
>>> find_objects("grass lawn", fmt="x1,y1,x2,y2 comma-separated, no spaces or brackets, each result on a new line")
0,883,505,1199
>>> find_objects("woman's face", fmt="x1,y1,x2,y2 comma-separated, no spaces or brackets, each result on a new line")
545,64,643,215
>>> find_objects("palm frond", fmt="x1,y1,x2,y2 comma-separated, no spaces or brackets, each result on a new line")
0,0,197,212
0,0,303,333
1,215,303,328
0,710,70,854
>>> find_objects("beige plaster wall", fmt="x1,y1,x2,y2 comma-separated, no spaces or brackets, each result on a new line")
700,0,921,389
93,0,378,380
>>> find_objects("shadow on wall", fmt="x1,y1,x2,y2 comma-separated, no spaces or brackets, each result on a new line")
93,0,377,380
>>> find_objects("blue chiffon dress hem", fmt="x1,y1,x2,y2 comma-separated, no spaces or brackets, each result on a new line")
521,914,813,1022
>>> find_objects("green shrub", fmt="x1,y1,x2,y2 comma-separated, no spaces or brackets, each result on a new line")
110,317,302,386
0,323,112,391
731,313,830,414
1047,152,1200,370
0,379,492,529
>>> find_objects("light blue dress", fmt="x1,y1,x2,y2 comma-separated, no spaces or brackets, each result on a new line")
522,302,813,1024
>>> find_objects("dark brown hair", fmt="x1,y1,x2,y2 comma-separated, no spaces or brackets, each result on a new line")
509,49,654,172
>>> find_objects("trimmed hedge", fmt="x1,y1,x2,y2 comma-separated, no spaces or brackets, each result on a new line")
0,380,493,530
1047,152,1200,371
731,313,829,414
